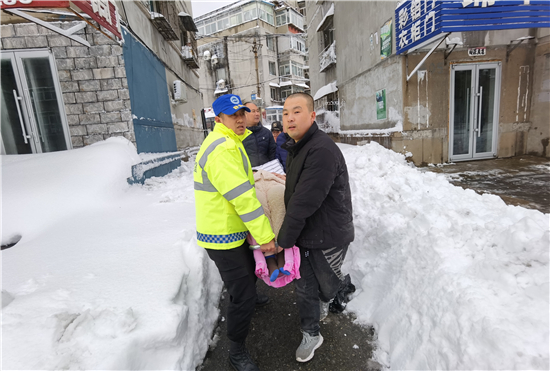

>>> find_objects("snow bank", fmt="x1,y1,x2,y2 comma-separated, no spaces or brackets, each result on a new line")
2,139,222,370
2,137,140,242
342,142,549,370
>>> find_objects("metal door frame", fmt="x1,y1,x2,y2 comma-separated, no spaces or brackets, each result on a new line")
449,62,501,162
1,48,71,154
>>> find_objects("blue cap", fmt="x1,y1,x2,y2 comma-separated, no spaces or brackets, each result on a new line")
212,94,250,116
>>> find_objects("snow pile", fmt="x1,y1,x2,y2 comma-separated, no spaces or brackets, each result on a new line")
2,138,222,370
343,142,549,370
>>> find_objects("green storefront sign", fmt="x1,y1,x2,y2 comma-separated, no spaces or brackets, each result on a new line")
380,19,392,60
376,89,386,120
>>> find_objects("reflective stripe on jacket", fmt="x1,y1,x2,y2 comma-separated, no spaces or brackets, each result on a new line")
194,122,275,250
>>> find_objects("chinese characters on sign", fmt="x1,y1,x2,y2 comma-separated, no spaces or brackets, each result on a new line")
380,19,392,60
395,0,547,55
396,0,438,54
90,0,112,25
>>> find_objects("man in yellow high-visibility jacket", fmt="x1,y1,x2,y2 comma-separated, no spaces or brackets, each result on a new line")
194,94,279,371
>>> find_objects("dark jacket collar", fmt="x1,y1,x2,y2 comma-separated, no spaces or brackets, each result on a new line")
247,123,263,133
281,122,319,154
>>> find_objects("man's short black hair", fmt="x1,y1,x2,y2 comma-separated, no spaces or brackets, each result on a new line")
286,92,314,112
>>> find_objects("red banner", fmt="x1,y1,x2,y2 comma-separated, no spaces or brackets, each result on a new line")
1,0,121,40
71,0,121,40
0,1,70,9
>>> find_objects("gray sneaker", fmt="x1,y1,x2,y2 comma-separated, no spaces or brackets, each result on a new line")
320,300,330,321
296,331,324,362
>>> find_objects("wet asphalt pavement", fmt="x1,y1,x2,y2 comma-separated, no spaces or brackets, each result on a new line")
422,155,550,214
198,280,380,371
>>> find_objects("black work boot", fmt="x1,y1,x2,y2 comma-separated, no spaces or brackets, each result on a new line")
229,340,259,371
256,293,270,307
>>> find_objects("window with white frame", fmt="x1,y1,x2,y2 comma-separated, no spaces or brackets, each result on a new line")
292,61,304,77
196,1,275,35
291,37,306,52
288,9,304,30
269,61,276,75
279,61,290,76
276,11,287,26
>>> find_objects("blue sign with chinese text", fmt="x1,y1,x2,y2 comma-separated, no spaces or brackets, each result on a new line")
395,0,550,54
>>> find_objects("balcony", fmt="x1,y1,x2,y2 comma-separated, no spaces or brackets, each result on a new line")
319,41,336,72
150,12,179,41
182,45,199,69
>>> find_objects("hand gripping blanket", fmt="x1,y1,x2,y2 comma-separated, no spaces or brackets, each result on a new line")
249,170,300,288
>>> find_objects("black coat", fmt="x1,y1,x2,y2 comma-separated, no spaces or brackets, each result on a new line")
242,124,277,167
276,132,290,171
277,122,354,250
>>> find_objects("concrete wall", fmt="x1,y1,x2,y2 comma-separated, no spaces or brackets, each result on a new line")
528,31,550,157
339,55,404,131
335,1,396,84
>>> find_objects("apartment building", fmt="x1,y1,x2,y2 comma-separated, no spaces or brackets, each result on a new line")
194,0,308,119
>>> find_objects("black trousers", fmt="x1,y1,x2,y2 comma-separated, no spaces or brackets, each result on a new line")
206,240,258,344
294,244,349,335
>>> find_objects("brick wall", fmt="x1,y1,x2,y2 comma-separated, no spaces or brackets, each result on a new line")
0,21,135,149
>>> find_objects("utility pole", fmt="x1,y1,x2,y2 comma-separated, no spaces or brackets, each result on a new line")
223,36,231,93
252,38,261,98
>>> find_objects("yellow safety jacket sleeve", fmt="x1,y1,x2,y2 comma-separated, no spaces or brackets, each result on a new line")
206,147,275,245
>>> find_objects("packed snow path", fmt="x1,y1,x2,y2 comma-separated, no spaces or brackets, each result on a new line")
199,281,380,371
2,138,548,370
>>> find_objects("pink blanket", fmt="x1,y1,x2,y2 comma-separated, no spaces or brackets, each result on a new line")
247,234,301,288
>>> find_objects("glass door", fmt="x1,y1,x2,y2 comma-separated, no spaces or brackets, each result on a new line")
1,53,34,154
450,62,500,161
1,50,70,154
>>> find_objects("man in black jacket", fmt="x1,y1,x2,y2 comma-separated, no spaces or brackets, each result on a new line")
277,93,354,363
242,102,277,167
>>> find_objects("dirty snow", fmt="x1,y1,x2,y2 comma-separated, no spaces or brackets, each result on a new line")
2,138,548,370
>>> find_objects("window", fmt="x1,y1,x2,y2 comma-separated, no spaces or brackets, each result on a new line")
321,19,334,49
288,9,304,30
230,13,242,26
270,87,278,101
269,61,276,75
291,37,305,52
279,62,290,76
266,35,275,51
148,1,161,13
291,61,303,77
276,11,287,26
217,17,229,30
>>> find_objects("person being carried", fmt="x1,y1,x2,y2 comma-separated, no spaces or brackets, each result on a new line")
242,102,277,167
248,169,300,284
194,94,280,371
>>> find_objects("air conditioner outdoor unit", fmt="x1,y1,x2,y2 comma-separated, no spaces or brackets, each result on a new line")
173,80,187,102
